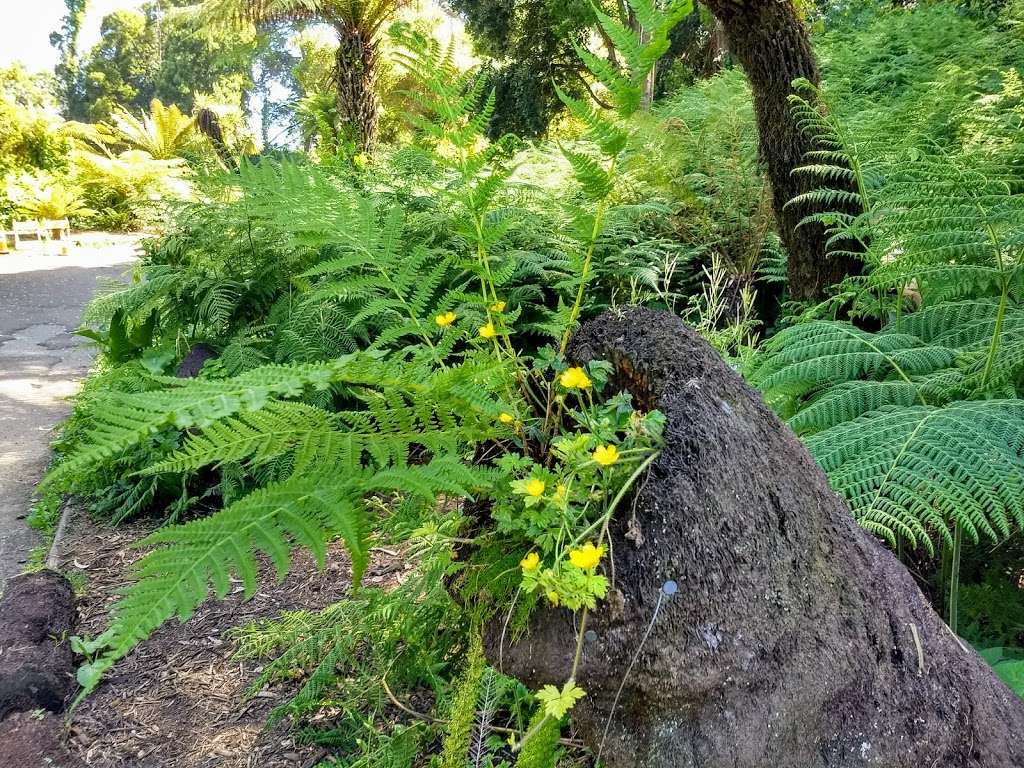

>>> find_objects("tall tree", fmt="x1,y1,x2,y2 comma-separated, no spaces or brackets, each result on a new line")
50,0,88,118
0,65,68,176
78,9,160,121
699,0,862,301
451,0,594,138
53,0,255,122
204,0,409,151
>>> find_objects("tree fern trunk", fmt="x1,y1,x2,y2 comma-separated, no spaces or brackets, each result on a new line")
334,25,378,153
700,0,863,301
489,308,1024,768
195,108,234,170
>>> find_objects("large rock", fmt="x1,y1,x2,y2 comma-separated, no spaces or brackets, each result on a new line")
0,570,77,718
175,342,218,378
489,307,1024,767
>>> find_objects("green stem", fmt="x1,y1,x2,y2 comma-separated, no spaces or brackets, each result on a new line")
980,285,1008,388
569,608,588,682
894,281,904,333
568,450,661,548
559,157,617,355
948,522,962,634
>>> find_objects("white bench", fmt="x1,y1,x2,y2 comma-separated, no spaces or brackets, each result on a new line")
4,220,48,249
42,219,71,240
0,220,72,252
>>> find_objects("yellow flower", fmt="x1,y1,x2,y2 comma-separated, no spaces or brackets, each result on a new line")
553,483,567,502
478,322,496,339
499,412,515,425
435,311,456,327
592,444,620,466
489,300,506,313
524,478,546,497
559,366,592,390
546,590,560,606
520,552,540,571
569,542,605,570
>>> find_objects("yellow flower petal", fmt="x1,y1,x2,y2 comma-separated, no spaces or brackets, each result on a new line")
592,444,619,466
478,322,496,339
524,478,546,497
520,552,540,571
568,542,604,570
489,300,506,312
499,412,515,424
559,366,592,389
435,311,456,327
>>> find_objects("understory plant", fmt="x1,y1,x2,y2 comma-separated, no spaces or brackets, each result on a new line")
45,6,1024,766
49,1,689,762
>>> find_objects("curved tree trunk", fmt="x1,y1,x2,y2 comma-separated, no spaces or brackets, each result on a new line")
700,0,862,301
488,307,1024,767
334,25,378,153
195,108,234,170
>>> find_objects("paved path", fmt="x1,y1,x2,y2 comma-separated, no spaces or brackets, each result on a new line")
0,235,139,586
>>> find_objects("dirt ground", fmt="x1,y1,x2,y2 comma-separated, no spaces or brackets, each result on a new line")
58,507,407,768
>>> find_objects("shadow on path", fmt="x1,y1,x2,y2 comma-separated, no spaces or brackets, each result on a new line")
0,249,136,586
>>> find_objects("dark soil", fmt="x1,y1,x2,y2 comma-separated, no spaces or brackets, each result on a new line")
0,570,77,719
0,710,84,768
58,507,406,768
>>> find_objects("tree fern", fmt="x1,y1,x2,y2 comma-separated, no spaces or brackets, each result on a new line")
760,85,1024,577
786,77,881,261
806,400,1024,554
754,301,1024,630
867,156,1024,306
750,320,956,410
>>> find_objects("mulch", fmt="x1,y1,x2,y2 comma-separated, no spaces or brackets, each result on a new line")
58,507,407,768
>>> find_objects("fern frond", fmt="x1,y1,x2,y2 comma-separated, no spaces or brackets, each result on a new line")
788,380,923,434
45,355,391,487
143,401,339,474
553,84,628,157
753,321,955,399
806,400,1024,553
76,476,370,696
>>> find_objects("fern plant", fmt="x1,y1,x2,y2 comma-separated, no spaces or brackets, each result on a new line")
753,93,1024,631
55,10,681,766
61,351,510,694
549,0,692,352
786,77,881,266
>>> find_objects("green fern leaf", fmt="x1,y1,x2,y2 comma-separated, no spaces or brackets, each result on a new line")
76,476,369,697
806,400,1024,553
